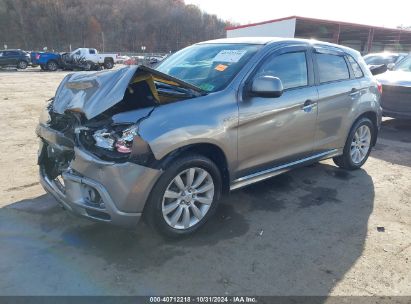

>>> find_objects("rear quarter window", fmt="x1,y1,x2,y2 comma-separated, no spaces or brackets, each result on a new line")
347,56,364,78
316,53,350,83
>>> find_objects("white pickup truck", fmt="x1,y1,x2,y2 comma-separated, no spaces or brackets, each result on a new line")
70,48,117,69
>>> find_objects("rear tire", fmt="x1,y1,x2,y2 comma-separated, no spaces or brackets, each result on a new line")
84,61,93,71
104,59,114,69
46,60,58,71
17,60,28,69
333,117,375,170
144,154,222,237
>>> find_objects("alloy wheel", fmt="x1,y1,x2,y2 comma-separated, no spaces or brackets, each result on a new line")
162,167,214,230
105,61,113,69
48,62,57,71
18,61,27,69
350,125,371,164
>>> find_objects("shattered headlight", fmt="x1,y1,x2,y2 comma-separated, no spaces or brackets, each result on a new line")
92,129,115,150
92,124,138,154
114,125,138,153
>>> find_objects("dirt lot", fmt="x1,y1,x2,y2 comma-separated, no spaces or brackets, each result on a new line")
0,68,410,296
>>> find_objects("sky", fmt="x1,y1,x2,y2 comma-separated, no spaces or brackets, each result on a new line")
185,0,411,29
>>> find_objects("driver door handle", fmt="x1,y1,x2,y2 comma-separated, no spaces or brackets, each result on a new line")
301,99,317,112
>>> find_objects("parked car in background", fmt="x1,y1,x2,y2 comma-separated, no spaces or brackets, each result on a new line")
69,48,117,69
31,51,61,71
0,49,31,69
115,55,130,64
60,52,102,71
375,55,411,119
37,38,381,236
123,57,137,65
147,55,166,65
364,52,408,70
31,48,116,71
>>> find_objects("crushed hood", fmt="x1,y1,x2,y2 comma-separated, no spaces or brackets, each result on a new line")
53,65,205,119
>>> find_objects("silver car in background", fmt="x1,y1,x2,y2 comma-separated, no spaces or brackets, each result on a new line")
37,37,382,236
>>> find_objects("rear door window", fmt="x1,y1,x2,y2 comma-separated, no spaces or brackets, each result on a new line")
89,49,96,54
316,53,350,83
256,52,308,90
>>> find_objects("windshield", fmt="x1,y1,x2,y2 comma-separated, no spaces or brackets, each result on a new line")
394,56,411,72
155,43,262,92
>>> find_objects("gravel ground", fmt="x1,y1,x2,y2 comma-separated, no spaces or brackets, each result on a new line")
0,67,410,296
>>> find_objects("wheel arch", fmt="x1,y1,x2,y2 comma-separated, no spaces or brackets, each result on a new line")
354,111,379,146
155,143,231,194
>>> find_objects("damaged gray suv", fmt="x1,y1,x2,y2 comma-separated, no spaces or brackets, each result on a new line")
37,38,382,236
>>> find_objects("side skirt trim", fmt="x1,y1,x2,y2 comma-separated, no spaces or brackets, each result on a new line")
230,149,341,191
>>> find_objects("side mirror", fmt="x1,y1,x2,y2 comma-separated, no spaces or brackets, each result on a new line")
369,64,388,76
250,75,284,98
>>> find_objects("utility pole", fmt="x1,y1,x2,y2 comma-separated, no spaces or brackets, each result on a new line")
101,32,105,52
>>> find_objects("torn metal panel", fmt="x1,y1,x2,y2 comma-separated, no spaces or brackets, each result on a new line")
53,66,138,119
53,65,205,120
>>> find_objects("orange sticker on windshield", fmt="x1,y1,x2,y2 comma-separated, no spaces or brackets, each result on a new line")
215,64,228,72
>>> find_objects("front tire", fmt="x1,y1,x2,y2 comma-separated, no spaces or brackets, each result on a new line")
333,117,375,170
46,60,58,71
17,60,28,69
144,154,222,237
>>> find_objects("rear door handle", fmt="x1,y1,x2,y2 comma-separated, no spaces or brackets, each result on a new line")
301,99,317,112
349,88,360,97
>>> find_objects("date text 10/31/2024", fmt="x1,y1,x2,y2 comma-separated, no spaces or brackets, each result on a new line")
149,296,257,303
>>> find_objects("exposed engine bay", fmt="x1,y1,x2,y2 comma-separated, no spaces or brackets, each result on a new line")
37,65,206,179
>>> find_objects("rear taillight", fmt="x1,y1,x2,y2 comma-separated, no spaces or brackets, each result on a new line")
377,82,383,95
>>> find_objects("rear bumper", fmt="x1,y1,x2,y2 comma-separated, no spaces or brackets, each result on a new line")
37,124,162,227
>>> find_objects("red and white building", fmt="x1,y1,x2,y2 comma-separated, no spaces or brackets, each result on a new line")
226,16,411,54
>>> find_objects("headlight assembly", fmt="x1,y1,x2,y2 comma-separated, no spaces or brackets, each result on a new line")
92,124,138,154
115,125,138,153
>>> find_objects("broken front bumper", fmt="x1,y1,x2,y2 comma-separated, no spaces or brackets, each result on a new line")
37,124,162,227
